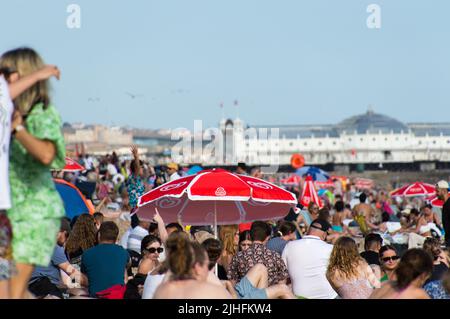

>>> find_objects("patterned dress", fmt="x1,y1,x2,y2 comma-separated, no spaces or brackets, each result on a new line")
126,174,145,209
7,103,65,266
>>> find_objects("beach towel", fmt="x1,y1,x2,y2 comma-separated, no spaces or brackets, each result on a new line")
96,284,126,299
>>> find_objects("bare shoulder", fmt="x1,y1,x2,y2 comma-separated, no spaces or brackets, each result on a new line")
191,281,232,299
369,281,392,299
411,288,430,299
153,282,177,299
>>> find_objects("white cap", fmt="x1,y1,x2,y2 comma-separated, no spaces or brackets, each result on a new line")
436,180,449,190
401,205,413,215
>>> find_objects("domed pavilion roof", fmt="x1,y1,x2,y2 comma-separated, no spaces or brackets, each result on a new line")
337,109,408,134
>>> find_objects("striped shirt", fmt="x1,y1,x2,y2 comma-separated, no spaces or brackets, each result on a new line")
127,226,149,254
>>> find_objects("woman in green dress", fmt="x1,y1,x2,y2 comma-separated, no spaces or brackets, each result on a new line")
0,48,65,299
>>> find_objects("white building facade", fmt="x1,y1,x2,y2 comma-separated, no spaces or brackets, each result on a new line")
217,110,450,166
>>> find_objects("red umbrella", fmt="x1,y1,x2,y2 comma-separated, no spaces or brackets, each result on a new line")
300,175,323,209
136,168,297,226
54,157,85,172
426,196,443,208
315,180,335,189
280,175,302,186
390,182,435,197
354,178,374,190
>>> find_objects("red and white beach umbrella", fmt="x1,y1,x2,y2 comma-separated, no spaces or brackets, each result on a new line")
300,175,323,209
315,179,335,189
426,196,443,208
354,178,374,190
52,157,85,172
280,174,302,186
390,182,436,197
136,168,297,226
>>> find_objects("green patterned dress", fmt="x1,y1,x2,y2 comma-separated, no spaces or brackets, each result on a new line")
7,103,66,266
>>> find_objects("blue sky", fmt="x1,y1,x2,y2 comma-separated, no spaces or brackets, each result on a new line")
1,0,449,130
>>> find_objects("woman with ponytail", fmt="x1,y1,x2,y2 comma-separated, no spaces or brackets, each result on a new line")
153,232,231,299
370,248,433,299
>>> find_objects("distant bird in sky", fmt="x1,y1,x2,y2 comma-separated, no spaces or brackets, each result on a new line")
170,89,190,94
125,92,144,99
88,97,100,102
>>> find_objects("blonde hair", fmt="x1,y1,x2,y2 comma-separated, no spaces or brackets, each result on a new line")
0,47,50,114
327,236,365,281
219,225,238,256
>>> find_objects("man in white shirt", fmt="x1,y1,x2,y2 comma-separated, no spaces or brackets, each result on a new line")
127,217,150,254
166,163,180,182
282,219,338,299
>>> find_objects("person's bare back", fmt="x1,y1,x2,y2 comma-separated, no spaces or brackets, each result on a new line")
354,203,372,217
332,211,344,227
369,281,429,299
154,279,232,299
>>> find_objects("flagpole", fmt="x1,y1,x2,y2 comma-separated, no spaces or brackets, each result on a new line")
220,102,225,120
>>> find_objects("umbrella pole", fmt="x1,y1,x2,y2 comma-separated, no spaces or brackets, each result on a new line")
214,200,218,239
214,200,218,276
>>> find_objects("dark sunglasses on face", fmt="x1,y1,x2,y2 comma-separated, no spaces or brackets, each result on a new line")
146,247,164,254
382,256,400,263
0,67,17,77
240,243,251,247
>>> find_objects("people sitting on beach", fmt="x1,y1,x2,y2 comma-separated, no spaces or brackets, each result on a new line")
80,221,130,298
409,204,442,239
127,215,150,255
371,245,400,283
203,237,295,299
369,248,432,299
423,238,449,285
218,225,239,280
93,212,104,230
326,237,379,299
153,232,231,299
28,218,77,299
332,200,346,233
352,192,380,234
231,263,295,299
238,230,252,252
201,238,225,287
165,222,184,236
266,221,296,256
360,233,383,266
282,219,337,299
137,235,162,276
228,221,289,286
297,202,319,230
424,268,450,299
64,214,97,269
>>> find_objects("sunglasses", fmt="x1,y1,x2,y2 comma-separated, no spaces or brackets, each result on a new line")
0,67,17,77
382,256,400,263
145,247,164,254
240,243,251,247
